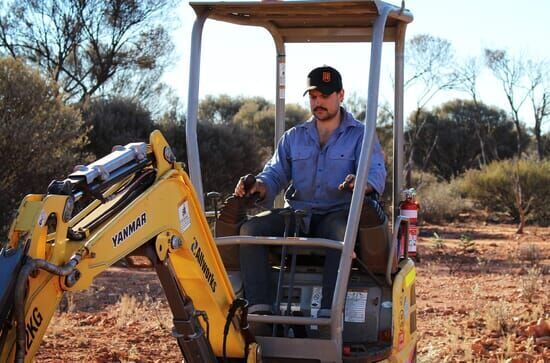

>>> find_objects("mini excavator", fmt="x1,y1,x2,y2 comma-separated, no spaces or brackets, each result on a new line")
0,1,418,362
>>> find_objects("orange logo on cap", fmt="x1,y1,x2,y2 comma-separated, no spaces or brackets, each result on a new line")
322,71,331,82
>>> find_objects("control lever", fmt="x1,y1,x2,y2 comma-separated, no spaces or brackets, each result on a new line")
242,174,257,194
206,192,221,236
285,210,305,323
239,174,262,208
273,207,293,336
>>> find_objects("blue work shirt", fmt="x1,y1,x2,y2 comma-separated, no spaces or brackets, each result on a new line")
257,108,386,219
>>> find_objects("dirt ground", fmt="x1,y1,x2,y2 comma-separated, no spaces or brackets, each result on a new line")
34,222,549,362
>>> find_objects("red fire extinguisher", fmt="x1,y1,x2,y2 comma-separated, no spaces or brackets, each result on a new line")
399,188,419,260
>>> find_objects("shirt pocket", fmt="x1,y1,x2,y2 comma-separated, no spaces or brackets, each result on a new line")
291,147,315,161
290,146,315,186
328,148,356,183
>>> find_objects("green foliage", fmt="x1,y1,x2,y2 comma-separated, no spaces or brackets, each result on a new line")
158,120,264,198
233,99,309,157
541,132,550,159
459,234,476,252
82,97,155,158
460,159,550,225
413,172,472,223
408,99,524,180
0,0,176,103
431,232,445,249
200,94,309,161
199,95,250,124
0,57,88,231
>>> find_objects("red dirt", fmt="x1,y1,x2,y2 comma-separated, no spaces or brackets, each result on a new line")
34,222,549,362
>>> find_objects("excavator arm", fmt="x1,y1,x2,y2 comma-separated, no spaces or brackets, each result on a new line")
0,131,258,363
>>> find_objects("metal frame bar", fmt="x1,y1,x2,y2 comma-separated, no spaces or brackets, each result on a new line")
393,22,407,223
264,24,286,149
330,5,392,351
185,2,413,362
215,236,343,250
186,11,208,210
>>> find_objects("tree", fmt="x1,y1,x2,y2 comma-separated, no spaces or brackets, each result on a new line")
158,118,263,197
199,95,251,124
82,97,155,158
0,57,88,232
0,0,175,104
526,60,550,160
410,99,522,180
404,34,457,187
454,56,490,165
542,132,550,158
484,49,529,157
233,99,309,155
461,159,550,230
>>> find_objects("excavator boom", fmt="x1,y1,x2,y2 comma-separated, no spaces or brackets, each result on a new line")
0,131,257,363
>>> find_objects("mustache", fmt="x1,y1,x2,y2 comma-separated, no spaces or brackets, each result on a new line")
314,107,327,112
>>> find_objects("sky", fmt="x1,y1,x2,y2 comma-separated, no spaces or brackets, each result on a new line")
164,0,550,128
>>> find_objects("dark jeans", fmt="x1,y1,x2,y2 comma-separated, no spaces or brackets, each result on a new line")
239,208,348,309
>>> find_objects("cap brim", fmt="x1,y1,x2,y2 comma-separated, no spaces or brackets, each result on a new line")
303,85,338,96
303,86,318,96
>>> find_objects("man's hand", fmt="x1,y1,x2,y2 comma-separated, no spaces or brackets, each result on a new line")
338,174,356,191
234,176,267,199
338,174,374,194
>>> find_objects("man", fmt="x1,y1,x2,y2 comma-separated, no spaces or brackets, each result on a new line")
234,66,386,316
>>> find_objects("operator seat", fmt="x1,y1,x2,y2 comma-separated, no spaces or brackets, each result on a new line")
214,195,397,275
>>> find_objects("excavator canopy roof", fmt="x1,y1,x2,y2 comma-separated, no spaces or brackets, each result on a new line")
189,0,413,43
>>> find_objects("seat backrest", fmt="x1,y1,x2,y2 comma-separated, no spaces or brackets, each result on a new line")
215,195,249,269
356,198,397,275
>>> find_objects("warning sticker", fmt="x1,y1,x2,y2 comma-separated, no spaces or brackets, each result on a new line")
178,201,191,233
37,210,47,227
310,286,323,330
344,291,368,323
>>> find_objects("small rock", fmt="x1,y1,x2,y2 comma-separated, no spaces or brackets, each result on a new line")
536,336,550,347
472,339,485,354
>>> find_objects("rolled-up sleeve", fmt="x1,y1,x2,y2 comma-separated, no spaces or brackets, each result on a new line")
256,133,292,207
356,132,386,195
368,134,386,194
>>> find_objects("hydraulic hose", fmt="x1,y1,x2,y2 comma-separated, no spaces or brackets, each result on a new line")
14,253,82,362
67,169,156,240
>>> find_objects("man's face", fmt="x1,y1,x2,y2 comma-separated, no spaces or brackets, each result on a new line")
308,89,344,122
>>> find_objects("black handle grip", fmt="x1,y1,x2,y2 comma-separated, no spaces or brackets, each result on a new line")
207,191,221,199
243,174,256,193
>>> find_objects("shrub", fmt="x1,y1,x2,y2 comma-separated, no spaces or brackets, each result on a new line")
0,57,88,233
413,172,472,223
82,97,155,158
460,159,550,226
158,120,263,199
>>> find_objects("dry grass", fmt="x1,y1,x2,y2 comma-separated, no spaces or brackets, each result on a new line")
521,267,542,303
45,313,71,338
431,232,445,249
518,243,542,264
485,301,512,336
116,294,140,328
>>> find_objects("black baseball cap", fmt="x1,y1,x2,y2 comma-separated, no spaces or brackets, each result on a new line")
303,66,343,96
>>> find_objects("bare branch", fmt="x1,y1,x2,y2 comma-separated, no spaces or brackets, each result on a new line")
0,0,176,105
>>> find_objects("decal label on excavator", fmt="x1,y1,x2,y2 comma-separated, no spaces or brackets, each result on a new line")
25,307,43,353
178,201,191,232
112,212,147,247
190,237,217,292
